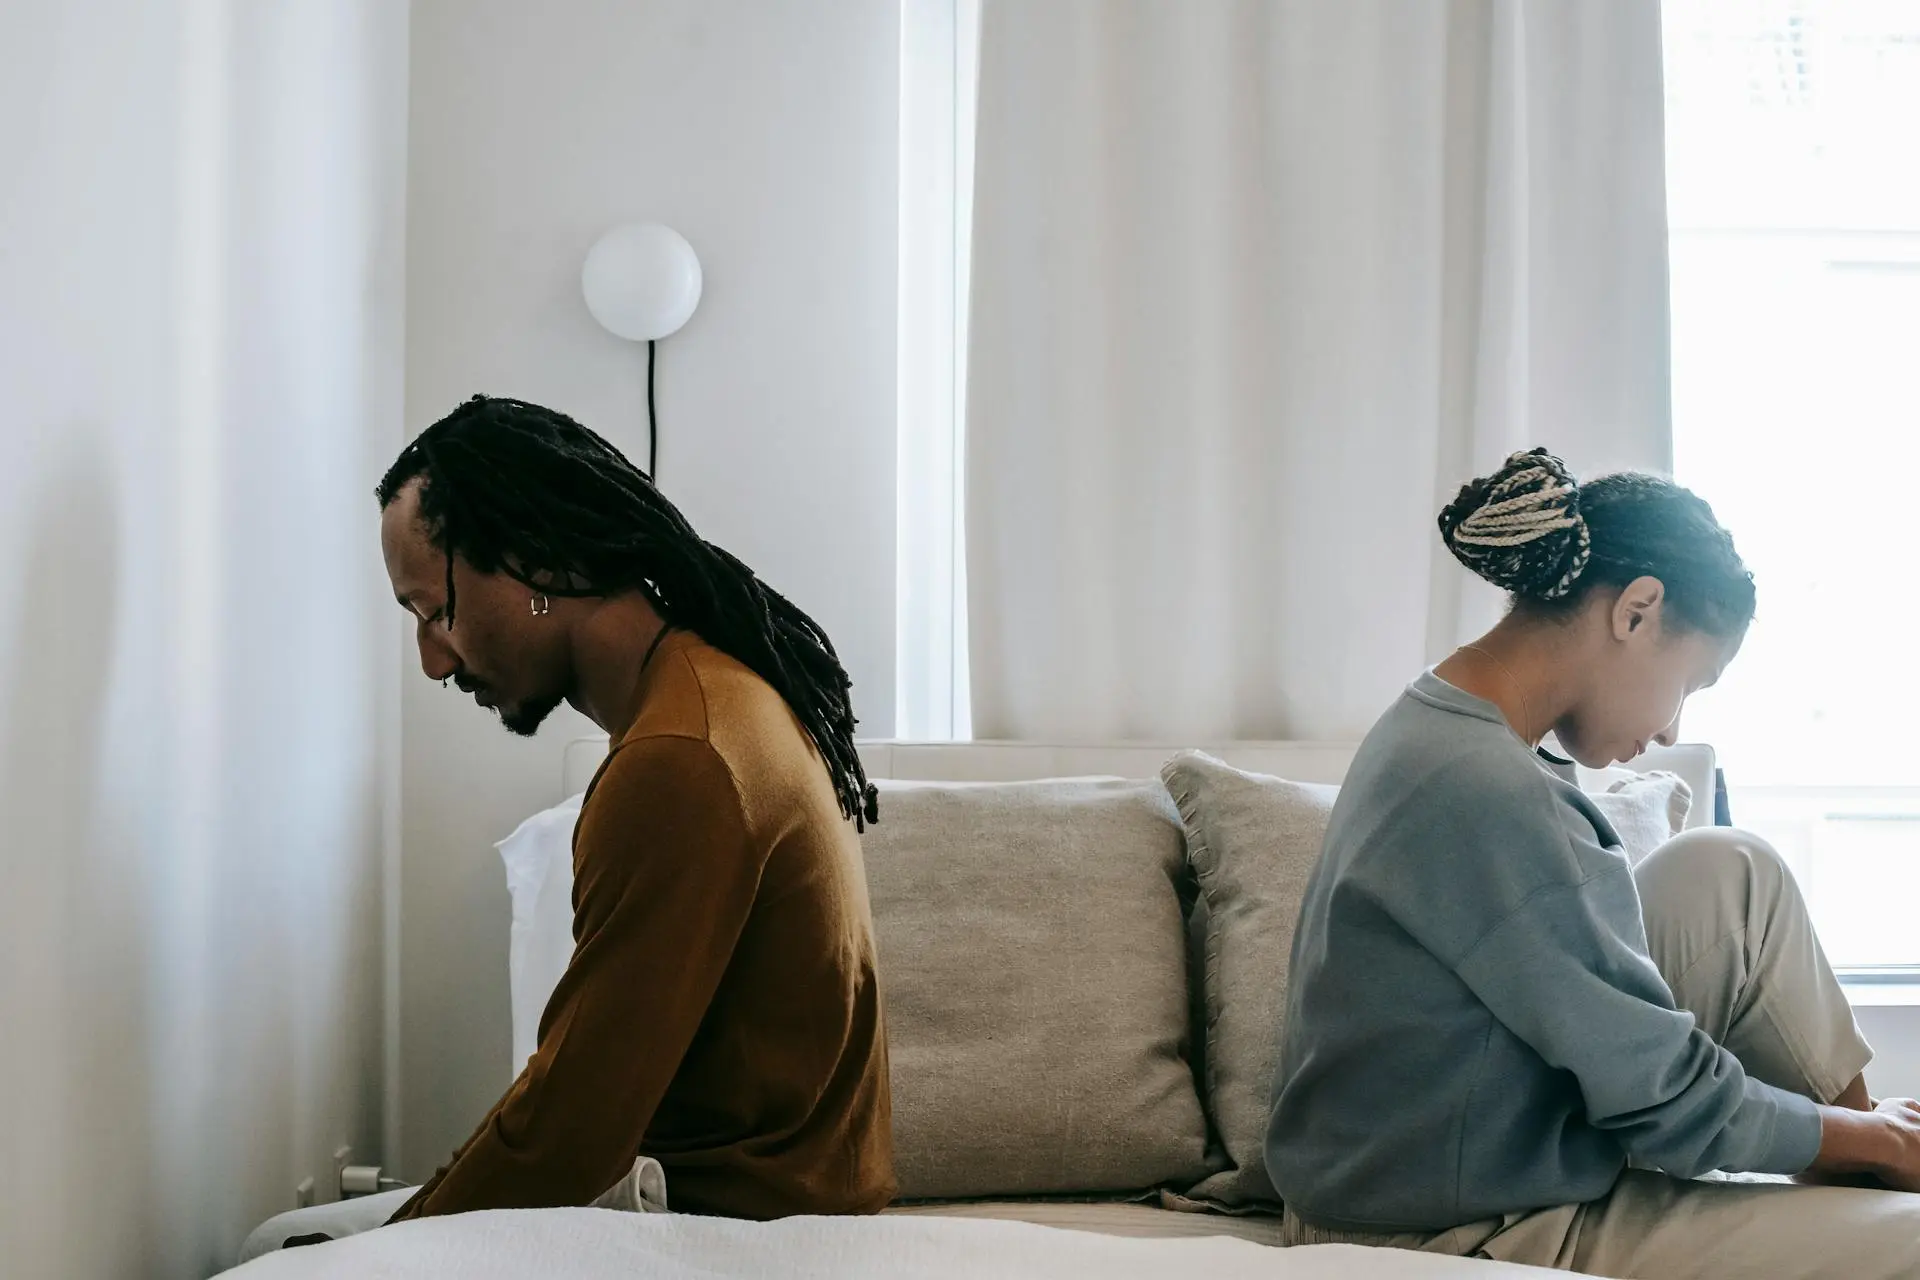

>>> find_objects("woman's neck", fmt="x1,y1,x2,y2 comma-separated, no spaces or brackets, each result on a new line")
1435,623,1571,748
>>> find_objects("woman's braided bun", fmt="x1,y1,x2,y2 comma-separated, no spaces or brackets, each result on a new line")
1438,447,1592,600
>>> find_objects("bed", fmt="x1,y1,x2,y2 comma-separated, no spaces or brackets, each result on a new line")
227,1205,1561,1278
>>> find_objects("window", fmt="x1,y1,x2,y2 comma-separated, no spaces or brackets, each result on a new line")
895,0,978,740
1663,0,1920,970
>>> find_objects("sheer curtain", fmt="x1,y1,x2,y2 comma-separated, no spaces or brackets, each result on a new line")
0,2,406,1273
963,0,1673,742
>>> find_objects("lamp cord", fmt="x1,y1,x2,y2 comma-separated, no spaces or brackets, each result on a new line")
646,338,658,481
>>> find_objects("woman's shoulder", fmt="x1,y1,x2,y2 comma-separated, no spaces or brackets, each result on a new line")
1339,692,1598,862
1353,686,1546,796
1330,717,1615,942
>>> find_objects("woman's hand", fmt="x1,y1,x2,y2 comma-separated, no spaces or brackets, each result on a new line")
1810,1097,1920,1191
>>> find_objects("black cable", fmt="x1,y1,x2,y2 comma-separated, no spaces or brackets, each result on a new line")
646,338,658,480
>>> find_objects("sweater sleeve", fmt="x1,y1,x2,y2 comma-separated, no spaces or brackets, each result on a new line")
1387,758,1822,1180
1449,863,1821,1177
391,735,762,1220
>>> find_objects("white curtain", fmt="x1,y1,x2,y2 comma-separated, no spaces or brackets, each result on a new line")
965,0,1672,742
0,3,407,1275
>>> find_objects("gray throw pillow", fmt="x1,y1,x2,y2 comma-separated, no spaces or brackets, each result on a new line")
863,777,1212,1200
1160,751,1337,1210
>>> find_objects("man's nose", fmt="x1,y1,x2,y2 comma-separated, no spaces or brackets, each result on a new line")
417,621,460,682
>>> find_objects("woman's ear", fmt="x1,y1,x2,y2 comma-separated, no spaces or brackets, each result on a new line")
1612,575,1667,641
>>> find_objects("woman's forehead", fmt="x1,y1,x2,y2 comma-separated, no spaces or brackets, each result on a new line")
1677,626,1740,687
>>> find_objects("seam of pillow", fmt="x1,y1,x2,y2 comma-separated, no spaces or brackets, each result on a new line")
1159,751,1239,1197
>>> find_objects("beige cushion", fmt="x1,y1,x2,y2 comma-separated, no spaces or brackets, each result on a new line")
864,777,1211,1199
1589,772,1693,866
1160,752,1336,1209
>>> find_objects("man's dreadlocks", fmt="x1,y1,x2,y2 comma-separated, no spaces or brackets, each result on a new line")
377,394,878,829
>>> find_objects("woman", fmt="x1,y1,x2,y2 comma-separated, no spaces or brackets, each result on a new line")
1267,449,1920,1278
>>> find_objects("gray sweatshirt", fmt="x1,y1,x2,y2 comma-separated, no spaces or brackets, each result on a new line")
1265,671,1822,1233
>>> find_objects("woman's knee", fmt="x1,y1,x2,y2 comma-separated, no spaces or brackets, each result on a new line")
1635,826,1790,899
1634,828,1803,953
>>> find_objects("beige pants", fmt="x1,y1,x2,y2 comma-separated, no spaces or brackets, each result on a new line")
1284,827,1920,1279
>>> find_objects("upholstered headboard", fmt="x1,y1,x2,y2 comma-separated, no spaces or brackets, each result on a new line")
561,737,1719,830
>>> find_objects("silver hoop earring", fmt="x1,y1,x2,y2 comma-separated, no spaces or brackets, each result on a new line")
531,594,552,617
442,677,450,689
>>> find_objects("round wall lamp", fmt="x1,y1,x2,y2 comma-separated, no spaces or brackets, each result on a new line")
581,222,702,478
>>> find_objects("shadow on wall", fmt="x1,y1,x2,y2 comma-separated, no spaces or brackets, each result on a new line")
0,427,153,1278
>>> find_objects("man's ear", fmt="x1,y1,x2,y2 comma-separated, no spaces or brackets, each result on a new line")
1613,575,1666,640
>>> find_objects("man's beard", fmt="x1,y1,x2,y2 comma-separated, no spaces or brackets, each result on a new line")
455,673,563,738
499,690,565,737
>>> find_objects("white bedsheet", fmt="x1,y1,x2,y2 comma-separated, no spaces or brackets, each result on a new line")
223,1209,1558,1278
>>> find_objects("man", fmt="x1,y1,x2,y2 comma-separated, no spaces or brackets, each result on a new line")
243,394,892,1256
382,394,893,1221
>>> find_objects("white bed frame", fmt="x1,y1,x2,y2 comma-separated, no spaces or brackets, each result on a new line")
563,737,1719,829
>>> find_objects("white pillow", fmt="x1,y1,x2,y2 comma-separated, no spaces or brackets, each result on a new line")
497,793,584,1076
1588,771,1692,866
1575,743,1716,830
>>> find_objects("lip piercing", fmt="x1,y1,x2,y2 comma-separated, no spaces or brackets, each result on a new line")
531,594,552,616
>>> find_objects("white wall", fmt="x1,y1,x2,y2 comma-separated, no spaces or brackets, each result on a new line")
398,0,899,1177
0,3,408,1277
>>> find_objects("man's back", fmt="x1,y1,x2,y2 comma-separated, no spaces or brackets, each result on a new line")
611,629,894,1217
